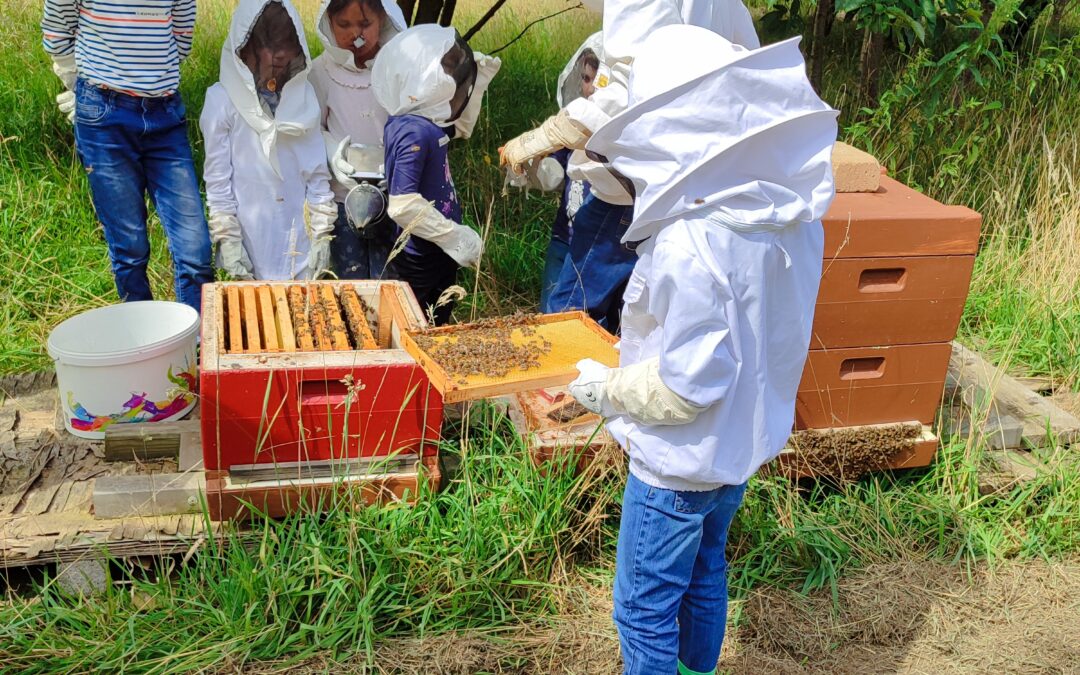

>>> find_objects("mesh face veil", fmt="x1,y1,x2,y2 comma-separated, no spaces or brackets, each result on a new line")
440,31,477,123
238,1,306,103
559,48,600,109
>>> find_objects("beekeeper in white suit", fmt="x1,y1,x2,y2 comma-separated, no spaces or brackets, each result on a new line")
501,0,760,330
567,25,838,673
200,0,337,281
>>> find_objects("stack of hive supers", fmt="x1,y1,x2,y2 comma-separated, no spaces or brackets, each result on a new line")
199,280,443,519
781,143,983,477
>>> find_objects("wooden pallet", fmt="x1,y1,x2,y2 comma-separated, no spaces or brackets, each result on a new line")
218,282,381,355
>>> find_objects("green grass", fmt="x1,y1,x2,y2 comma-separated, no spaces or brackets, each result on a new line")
2,0,1080,671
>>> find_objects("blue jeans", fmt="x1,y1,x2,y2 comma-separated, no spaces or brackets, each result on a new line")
73,79,213,312
544,195,637,332
614,473,748,674
330,203,392,279
539,236,569,311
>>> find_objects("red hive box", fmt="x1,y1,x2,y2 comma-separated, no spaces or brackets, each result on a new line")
792,175,982,470
199,280,443,517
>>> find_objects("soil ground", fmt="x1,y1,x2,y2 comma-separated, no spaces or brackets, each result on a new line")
265,557,1080,674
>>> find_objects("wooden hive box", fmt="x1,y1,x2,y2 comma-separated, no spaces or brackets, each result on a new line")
504,388,617,473
794,174,983,473
199,281,443,472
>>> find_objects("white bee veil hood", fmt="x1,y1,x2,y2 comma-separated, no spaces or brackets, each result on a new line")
315,0,407,72
587,25,838,243
219,0,321,178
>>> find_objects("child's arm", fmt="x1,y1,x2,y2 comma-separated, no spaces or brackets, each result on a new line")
173,0,196,63
41,0,78,107
199,88,252,279
304,136,337,279
385,127,482,268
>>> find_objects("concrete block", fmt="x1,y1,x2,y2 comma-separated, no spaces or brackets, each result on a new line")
93,472,205,519
833,141,881,193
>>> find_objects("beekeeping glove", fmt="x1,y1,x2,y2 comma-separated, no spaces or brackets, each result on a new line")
208,213,254,280
499,110,590,175
325,132,358,191
387,193,483,268
452,53,502,140
52,54,78,123
568,358,616,417
606,357,706,426
307,200,337,278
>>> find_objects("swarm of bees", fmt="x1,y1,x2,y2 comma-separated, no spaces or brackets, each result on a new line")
787,422,923,480
414,312,554,383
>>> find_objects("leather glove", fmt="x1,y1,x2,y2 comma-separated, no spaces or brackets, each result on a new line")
56,90,75,124
387,193,484,268
217,239,254,280
307,200,337,278
208,213,254,279
500,110,590,175
453,53,502,140
52,54,77,91
606,357,706,426
568,358,616,417
427,224,483,268
325,133,359,191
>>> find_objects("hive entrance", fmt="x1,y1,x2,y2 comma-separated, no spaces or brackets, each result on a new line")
221,283,379,354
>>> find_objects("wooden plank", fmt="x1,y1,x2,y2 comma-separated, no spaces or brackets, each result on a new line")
341,285,379,350
256,286,280,352
942,403,1024,451
306,286,332,351
241,285,262,353
229,454,418,482
947,342,1080,449
319,284,351,351
271,285,297,352
226,285,244,354
103,421,199,462
287,286,316,352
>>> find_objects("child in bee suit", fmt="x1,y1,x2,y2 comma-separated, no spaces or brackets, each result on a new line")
372,24,500,324
567,25,838,673
200,0,337,281
501,0,760,331
309,0,407,279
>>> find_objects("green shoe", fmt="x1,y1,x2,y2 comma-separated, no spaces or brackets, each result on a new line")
677,660,715,675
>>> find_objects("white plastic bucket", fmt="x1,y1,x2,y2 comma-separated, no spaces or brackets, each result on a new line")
47,301,200,440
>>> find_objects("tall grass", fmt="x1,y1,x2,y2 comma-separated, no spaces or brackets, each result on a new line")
2,0,1080,671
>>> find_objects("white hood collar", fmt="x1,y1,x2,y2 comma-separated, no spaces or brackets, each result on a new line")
220,0,320,178
315,0,407,73
587,25,838,243
371,24,459,126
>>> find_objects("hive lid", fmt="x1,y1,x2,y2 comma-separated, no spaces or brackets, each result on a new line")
822,176,982,259
400,312,619,403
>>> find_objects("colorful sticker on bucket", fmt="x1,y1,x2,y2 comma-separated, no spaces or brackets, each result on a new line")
67,361,198,433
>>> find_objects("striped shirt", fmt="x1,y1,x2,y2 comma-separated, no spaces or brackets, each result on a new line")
42,0,196,97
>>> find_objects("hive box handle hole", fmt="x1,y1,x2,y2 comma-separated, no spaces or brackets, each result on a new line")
858,268,907,293
300,380,349,407
839,356,886,380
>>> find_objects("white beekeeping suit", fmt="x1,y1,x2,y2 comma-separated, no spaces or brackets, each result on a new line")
200,0,336,281
501,0,759,203
569,25,838,490
309,0,407,201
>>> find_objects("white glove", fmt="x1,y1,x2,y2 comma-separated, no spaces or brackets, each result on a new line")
307,200,337,278
453,53,502,140
606,357,706,426
387,193,484,268
500,110,590,175
52,54,77,91
208,213,253,279
568,358,616,417
325,133,358,191
56,90,75,124
217,240,254,280
504,156,565,194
